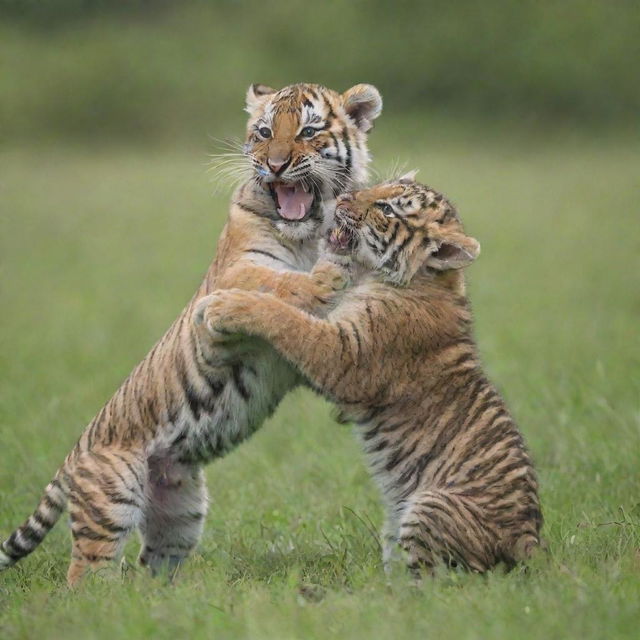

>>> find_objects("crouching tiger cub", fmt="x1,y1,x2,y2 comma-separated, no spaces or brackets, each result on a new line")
197,175,543,575
0,82,382,586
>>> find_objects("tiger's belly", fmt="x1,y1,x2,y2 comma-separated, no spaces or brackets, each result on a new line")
149,347,300,466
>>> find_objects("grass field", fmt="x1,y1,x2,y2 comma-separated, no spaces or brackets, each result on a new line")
1,121,639,639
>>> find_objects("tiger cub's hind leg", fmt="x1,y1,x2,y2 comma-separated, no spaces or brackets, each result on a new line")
397,490,497,579
138,458,208,578
381,515,403,575
66,449,146,587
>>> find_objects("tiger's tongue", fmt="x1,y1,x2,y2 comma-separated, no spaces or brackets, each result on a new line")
275,184,313,221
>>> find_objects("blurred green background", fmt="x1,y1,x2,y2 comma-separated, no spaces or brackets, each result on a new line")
1,0,639,145
1,2,639,639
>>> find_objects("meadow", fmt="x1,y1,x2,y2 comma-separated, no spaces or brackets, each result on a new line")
1,118,639,639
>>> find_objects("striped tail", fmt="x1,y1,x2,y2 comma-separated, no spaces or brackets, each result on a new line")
0,472,67,570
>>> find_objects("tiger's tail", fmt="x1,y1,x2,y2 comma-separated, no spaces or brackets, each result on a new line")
0,471,68,570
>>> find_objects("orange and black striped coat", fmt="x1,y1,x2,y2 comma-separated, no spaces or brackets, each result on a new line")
200,177,542,575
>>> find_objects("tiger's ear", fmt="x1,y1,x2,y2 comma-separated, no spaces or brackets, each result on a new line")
245,84,276,113
426,232,480,270
342,84,383,133
398,169,419,184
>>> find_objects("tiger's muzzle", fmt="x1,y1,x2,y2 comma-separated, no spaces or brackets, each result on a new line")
327,200,361,254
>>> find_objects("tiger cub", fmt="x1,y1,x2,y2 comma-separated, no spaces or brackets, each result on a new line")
198,175,543,575
0,83,382,586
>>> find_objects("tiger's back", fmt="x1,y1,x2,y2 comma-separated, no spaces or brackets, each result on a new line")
351,303,542,571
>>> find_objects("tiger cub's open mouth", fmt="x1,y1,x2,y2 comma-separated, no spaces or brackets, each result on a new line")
268,181,316,222
327,223,358,254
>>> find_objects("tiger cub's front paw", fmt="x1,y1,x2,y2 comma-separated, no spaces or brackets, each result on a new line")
311,260,351,294
193,294,233,341
193,290,262,338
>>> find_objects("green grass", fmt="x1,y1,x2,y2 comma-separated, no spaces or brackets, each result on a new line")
1,121,639,639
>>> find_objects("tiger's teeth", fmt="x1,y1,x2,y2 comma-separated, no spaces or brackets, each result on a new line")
299,203,305,217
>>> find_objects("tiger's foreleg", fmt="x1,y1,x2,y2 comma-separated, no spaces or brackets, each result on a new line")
212,258,350,313
194,290,360,398
138,459,208,578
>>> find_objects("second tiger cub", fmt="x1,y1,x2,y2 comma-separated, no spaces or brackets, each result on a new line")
198,175,543,575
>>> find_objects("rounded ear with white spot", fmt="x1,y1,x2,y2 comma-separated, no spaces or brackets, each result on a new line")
342,84,383,133
426,233,480,270
245,83,276,113
398,169,419,184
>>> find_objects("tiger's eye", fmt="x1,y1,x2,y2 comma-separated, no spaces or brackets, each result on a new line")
258,127,272,139
301,126,316,138
378,202,395,217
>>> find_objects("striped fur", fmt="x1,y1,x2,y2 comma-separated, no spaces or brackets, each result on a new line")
199,177,543,576
0,83,382,586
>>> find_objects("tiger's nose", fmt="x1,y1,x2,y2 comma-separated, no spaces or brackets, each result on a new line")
267,156,291,174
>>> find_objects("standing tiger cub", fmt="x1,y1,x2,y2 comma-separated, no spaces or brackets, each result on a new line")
0,82,382,585
199,176,543,575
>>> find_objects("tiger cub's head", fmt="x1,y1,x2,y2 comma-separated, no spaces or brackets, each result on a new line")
242,82,382,241
328,174,480,286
